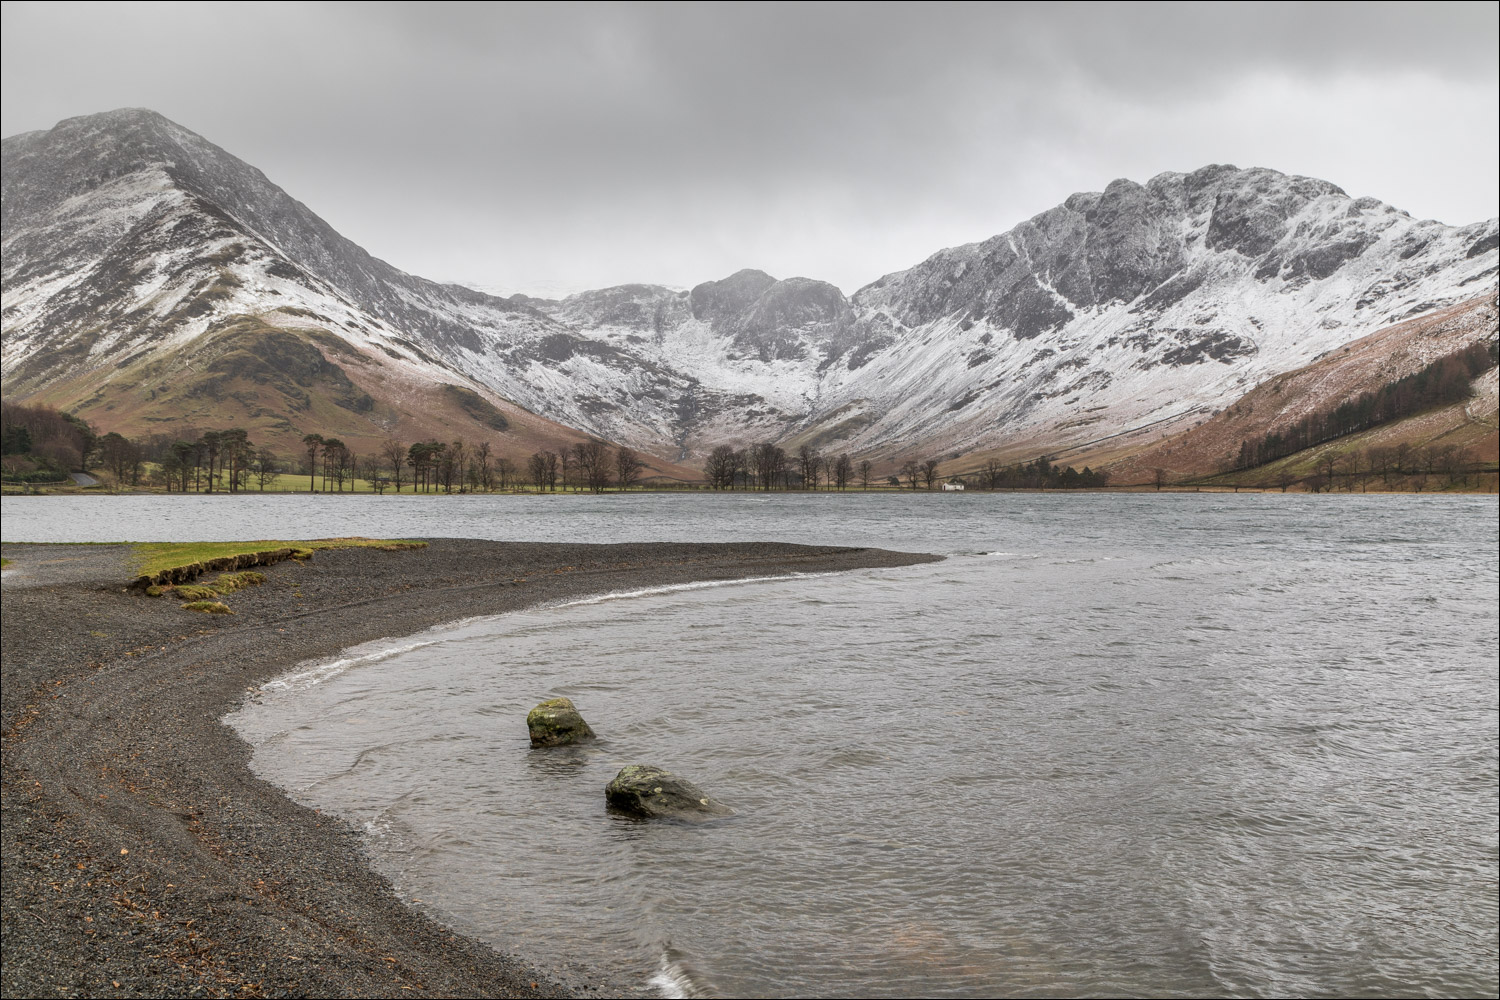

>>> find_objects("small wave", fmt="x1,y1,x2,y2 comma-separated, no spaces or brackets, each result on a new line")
647,950,713,999
260,636,445,691
257,573,841,693
554,572,837,608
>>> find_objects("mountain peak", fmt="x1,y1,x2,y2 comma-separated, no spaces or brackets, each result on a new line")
3,108,1494,472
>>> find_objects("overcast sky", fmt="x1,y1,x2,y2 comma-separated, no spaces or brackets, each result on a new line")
3,2,1496,296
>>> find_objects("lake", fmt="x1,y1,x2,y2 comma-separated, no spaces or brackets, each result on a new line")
6,492,1498,997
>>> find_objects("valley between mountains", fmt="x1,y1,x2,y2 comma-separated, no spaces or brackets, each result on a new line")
3,108,1496,485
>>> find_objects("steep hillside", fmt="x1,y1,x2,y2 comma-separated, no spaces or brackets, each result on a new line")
535,169,1496,467
1101,294,1499,484
0,110,691,471
4,109,1496,473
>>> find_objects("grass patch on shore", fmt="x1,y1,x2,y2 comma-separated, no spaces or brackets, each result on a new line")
215,570,266,592
131,538,426,578
181,600,233,614
172,584,221,600
147,571,268,601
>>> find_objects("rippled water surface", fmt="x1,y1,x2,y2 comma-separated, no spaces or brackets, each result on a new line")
8,493,1499,996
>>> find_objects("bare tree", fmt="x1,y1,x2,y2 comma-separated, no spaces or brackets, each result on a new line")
922,459,940,490
1153,467,1168,491
858,459,873,490
528,449,559,491
1394,441,1413,477
1318,451,1338,490
476,441,493,491
797,445,822,490
752,442,785,491
381,437,408,492
704,444,736,490
1436,444,1462,485
833,453,853,490
902,460,920,490
616,446,645,490
253,447,280,491
582,440,612,493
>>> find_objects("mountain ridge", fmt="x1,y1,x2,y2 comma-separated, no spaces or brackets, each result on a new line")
3,108,1496,472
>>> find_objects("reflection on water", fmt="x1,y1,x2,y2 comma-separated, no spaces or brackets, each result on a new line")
20,493,1499,997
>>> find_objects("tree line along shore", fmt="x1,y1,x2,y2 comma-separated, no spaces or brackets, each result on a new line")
4,362,1496,498
0,401,1116,495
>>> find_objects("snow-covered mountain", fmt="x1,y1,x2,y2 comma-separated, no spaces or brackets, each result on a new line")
532,169,1496,463
3,109,1496,467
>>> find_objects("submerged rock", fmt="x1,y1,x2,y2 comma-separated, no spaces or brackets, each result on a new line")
605,765,732,820
526,697,596,747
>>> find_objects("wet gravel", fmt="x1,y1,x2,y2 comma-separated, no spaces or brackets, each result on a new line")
0,539,937,998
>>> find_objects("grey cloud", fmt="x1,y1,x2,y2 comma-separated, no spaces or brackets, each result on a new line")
3,2,1496,293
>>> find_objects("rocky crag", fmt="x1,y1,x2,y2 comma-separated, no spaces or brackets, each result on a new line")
4,109,1495,468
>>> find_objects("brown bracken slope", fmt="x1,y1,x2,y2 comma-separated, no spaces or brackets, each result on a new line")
1101,295,1499,484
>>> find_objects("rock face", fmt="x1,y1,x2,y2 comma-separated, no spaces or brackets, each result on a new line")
4,108,1495,469
605,765,732,820
525,697,596,747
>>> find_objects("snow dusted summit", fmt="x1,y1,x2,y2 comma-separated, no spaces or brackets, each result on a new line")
3,109,1495,466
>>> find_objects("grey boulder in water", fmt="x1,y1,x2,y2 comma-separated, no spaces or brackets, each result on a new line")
605,765,732,819
526,697,596,747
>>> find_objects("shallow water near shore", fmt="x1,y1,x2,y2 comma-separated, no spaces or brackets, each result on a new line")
9,493,1499,997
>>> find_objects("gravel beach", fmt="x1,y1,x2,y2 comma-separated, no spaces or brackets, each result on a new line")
1,538,938,998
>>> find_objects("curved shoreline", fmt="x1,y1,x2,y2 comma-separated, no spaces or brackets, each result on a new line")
1,539,940,998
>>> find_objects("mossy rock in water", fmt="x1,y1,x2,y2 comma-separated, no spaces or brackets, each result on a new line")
526,697,596,747
605,764,732,820
181,600,233,614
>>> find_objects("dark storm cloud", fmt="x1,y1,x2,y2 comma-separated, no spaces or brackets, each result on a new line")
3,2,1496,294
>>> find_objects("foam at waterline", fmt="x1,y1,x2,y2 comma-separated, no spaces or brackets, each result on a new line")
258,636,448,691
551,571,839,608
646,949,714,999
259,572,843,691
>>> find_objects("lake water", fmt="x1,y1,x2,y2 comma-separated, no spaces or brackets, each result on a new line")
5,493,1498,997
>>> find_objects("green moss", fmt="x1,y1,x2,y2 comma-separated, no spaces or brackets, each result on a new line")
174,584,221,600
181,600,233,614
132,538,412,577
526,697,596,747
214,570,266,592
129,538,426,588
